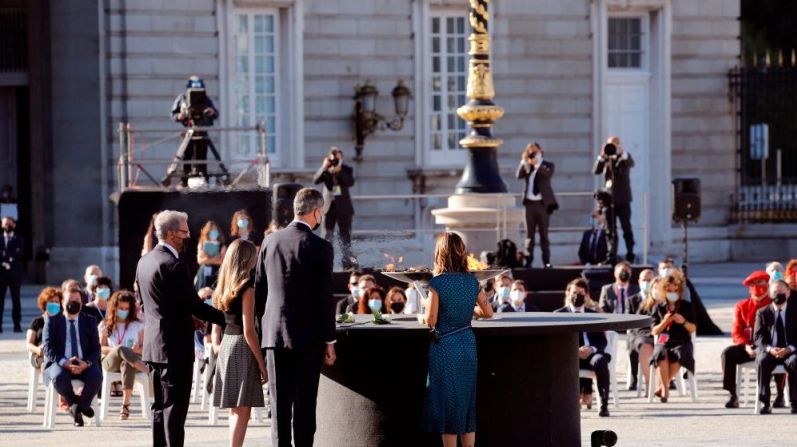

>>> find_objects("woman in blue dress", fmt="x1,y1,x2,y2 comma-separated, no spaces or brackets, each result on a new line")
422,232,494,447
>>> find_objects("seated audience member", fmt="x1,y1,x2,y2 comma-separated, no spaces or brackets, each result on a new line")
783,259,797,291
336,271,361,315
632,274,661,392
599,262,639,388
649,270,696,403
481,279,498,310
352,274,377,314
99,290,147,420
195,221,227,290
358,286,387,315
754,280,797,414
230,209,255,243
83,265,103,304
27,287,63,369
494,273,513,309
578,210,608,265
721,270,774,408
84,276,113,322
766,262,785,284
43,287,102,427
385,287,407,314
555,279,611,417
498,280,539,312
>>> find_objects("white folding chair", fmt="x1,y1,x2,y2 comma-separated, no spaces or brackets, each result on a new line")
200,344,213,410
578,330,619,408
43,379,101,428
754,364,789,414
647,333,698,402
191,356,203,403
736,360,757,407
27,363,43,413
99,369,151,421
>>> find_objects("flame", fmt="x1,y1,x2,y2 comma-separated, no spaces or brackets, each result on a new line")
467,253,488,271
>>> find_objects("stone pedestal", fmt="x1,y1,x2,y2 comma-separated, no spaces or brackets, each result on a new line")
431,194,524,255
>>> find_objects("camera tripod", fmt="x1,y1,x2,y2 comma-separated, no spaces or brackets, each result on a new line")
161,128,231,187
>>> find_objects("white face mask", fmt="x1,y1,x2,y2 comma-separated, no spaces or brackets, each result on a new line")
666,292,679,303
510,290,525,305
659,268,670,278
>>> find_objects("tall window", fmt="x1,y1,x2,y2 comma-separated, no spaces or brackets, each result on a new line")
608,17,645,69
428,12,468,163
232,11,279,161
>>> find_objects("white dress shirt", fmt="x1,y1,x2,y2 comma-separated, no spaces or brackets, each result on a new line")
525,157,544,201
157,242,179,258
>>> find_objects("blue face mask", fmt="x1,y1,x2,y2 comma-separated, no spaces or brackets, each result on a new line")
351,287,360,299
368,299,382,311
237,219,249,230
116,309,129,321
639,281,650,294
771,271,784,283
97,287,111,300
87,274,98,287
209,229,220,240
46,302,61,316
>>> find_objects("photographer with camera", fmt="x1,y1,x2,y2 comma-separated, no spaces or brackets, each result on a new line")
313,147,356,268
516,142,558,268
162,75,219,187
593,136,635,264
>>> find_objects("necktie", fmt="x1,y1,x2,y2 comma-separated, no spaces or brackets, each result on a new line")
69,320,79,360
590,230,598,260
532,168,540,196
619,288,625,314
776,310,787,348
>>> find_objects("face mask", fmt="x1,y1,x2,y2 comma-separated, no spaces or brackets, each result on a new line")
659,268,670,278
87,274,98,287
639,281,650,294
499,287,510,298
351,287,360,299
46,302,61,316
3,225,13,233
209,229,220,240
368,299,382,312
204,298,213,306
752,285,769,298
572,293,585,308
666,292,679,303
237,218,249,230
311,211,321,232
770,271,784,283
96,287,110,300
116,309,130,320
390,301,405,313
772,293,787,305
510,290,525,305
618,270,631,282
65,301,81,315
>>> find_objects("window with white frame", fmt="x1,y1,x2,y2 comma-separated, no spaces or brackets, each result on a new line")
232,10,279,162
428,12,468,164
607,16,646,69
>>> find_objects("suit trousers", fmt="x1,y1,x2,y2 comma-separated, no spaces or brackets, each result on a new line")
45,363,102,409
579,352,611,403
322,200,353,263
756,352,797,405
148,362,193,447
266,346,325,447
613,203,634,257
0,270,22,327
523,200,550,264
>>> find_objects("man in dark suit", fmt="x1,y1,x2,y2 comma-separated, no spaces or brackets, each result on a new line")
313,146,355,268
555,278,612,417
578,210,608,265
42,288,102,426
754,279,797,414
255,188,337,447
516,142,558,268
136,210,224,447
497,280,539,312
593,136,635,263
0,216,23,332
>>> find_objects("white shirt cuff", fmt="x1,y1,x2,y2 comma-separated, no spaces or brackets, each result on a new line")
326,340,337,345
58,358,67,367
790,345,796,353
767,345,773,354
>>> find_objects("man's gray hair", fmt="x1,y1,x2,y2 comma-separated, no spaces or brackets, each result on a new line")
154,210,188,241
294,188,324,216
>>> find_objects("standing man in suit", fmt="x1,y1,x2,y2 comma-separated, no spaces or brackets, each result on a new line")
136,210,225,447
754,279,797,414
593,136,635,263
578,210,608,265
42,288,102,426
555,278,611,417
313,146,356,269
255,188,337,447
0,216,23,332
516,142,558,268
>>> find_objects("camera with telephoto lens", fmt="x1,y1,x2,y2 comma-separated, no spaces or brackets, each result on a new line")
182,88,214,124
328,153,340,167
603,143,617,157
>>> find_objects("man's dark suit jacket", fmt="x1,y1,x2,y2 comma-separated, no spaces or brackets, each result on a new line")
136,244,223,366
755,302,797,353
497,302,540,313
0,232,24,275
516,160,558,211
43,313,101,369
598,283,640,314
554,306,608,353
313,164,355,216
578,228,608,265
593,153,634,205
255,221,336,349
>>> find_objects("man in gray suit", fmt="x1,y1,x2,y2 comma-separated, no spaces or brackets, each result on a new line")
516,142,558,268
313,147,356,268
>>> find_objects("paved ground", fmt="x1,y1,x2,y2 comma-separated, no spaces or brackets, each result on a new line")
1,262,796,446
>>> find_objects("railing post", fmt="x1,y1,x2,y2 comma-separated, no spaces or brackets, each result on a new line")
257,121,271,188
118,122,128,192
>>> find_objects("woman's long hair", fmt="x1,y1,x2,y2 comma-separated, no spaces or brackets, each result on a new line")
213,239,258,311
785,259,797,289
654,268,686,306
141,213,158,256
357,286,387,314
641,277,663,313
104,290,139,337
230,209,254,238
433,232,469,276
198,220,226,245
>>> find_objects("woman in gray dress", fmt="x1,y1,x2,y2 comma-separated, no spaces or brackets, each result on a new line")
211,239,267,447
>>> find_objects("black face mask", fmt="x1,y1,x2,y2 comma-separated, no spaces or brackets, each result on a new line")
572,293,585,308
65,301,82,315
618,270,631,282
390,301,405,313
312,210,321,232
2,225,13,233
773,293,788,305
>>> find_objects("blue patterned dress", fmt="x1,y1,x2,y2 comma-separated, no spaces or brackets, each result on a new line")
422,272,479,434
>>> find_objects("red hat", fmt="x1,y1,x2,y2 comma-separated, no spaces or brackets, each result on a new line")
742,270,770,286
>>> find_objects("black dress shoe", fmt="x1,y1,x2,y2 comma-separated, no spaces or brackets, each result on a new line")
669,380,677,390
13,325,22,333
598,406,610,417
627,382,637,391
69,404,85,426
759,405,772,415
626,253,636,263
725,396,739,409
791,406,797,414
81,406,95,418
773,395,786,408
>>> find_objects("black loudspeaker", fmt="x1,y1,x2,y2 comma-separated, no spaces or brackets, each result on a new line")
272,183,303,228
672,178,701,222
